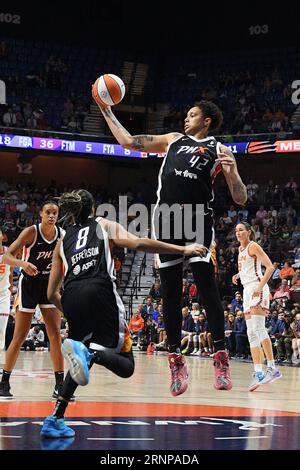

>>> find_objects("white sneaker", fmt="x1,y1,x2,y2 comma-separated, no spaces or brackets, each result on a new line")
248,371,265,392
260,368,282,385
190,349,198,355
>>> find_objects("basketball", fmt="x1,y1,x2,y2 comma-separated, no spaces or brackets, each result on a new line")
92,74,125,106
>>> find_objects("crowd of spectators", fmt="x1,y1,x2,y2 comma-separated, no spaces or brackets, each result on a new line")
0,38,298,137
162,68,296,136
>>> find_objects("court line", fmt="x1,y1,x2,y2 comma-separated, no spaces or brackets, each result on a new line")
87,437,155,441
215,436,268,440
1,402,299,417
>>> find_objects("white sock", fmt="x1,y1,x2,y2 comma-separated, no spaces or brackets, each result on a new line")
267,360,275,369
254,364,263,373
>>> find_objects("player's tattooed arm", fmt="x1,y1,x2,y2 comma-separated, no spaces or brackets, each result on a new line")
130,135,154,150
101,107,131,136
218,144,247,205
99,105,170,152
129,132,182,151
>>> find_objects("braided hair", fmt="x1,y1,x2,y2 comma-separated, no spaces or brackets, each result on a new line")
58,189,95,226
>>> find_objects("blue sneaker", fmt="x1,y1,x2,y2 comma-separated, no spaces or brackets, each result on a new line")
260,367,282,385
40,437,75,450
248,371,265,392
61,339,93,386
40,416,75,438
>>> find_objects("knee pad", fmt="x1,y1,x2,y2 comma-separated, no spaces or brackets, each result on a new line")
251,315,269,343
246,319,260,348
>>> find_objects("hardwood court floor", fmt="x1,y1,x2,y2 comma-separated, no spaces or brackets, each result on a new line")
0,350,300,451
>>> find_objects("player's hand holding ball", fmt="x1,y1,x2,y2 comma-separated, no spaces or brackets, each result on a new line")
92,74,125,110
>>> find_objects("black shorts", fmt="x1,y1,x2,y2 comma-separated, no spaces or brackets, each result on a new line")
152,209,215,269
18,275,54,312
61,279,130,353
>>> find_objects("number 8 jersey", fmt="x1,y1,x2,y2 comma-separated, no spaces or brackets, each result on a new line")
61,217,112,288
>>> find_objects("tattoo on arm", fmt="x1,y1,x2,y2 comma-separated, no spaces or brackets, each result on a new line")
102,108,131,136
232,179,247,205
131,135,154,151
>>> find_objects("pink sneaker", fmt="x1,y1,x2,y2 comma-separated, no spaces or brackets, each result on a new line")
168,353,189,396
213,350,232,390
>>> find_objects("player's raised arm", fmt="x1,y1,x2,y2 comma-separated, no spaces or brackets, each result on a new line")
92,91,181,152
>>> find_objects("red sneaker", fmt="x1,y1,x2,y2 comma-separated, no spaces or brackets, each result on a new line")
147,342,156,354
213,350,232,390
168,353,189,396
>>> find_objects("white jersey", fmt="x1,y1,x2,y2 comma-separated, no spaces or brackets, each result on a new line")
0,247,10,295
238,242,263,286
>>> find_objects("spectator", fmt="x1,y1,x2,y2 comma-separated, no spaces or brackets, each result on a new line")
149,279,161,301
141,297,154,320
273,279,291,302
279,262,295,282
271,312,292,362
231,291,243,313
270,262,281,289
23,325,45,351
189,282,198,303
182,278,190,306
247,180,259,202
232,310,248,357
128,310,144,347
291,313,300,364
225,312,236,357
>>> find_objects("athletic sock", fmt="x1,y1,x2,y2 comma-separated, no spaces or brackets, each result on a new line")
254,364,263,373
1,370,11,385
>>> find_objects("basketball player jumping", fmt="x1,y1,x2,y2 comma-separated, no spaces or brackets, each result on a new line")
40,189,207,437
233,222,282,391
93,95,247,394
0,200,65,399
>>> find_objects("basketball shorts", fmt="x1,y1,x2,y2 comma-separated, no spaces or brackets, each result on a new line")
243,282,270,314
152,210,215,268
17,274,55,312
61,279,131,353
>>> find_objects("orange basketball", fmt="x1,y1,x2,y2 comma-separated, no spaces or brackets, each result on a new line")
92,74,125,106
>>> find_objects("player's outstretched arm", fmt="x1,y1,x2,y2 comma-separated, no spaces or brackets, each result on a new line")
101,219,208,257
93,94,181,152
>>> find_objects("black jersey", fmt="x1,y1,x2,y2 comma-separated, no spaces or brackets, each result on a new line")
61,217,112,288
22,224,62,280
157,135,222,206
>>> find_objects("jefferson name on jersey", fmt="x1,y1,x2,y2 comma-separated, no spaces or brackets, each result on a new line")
71,246,99,274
